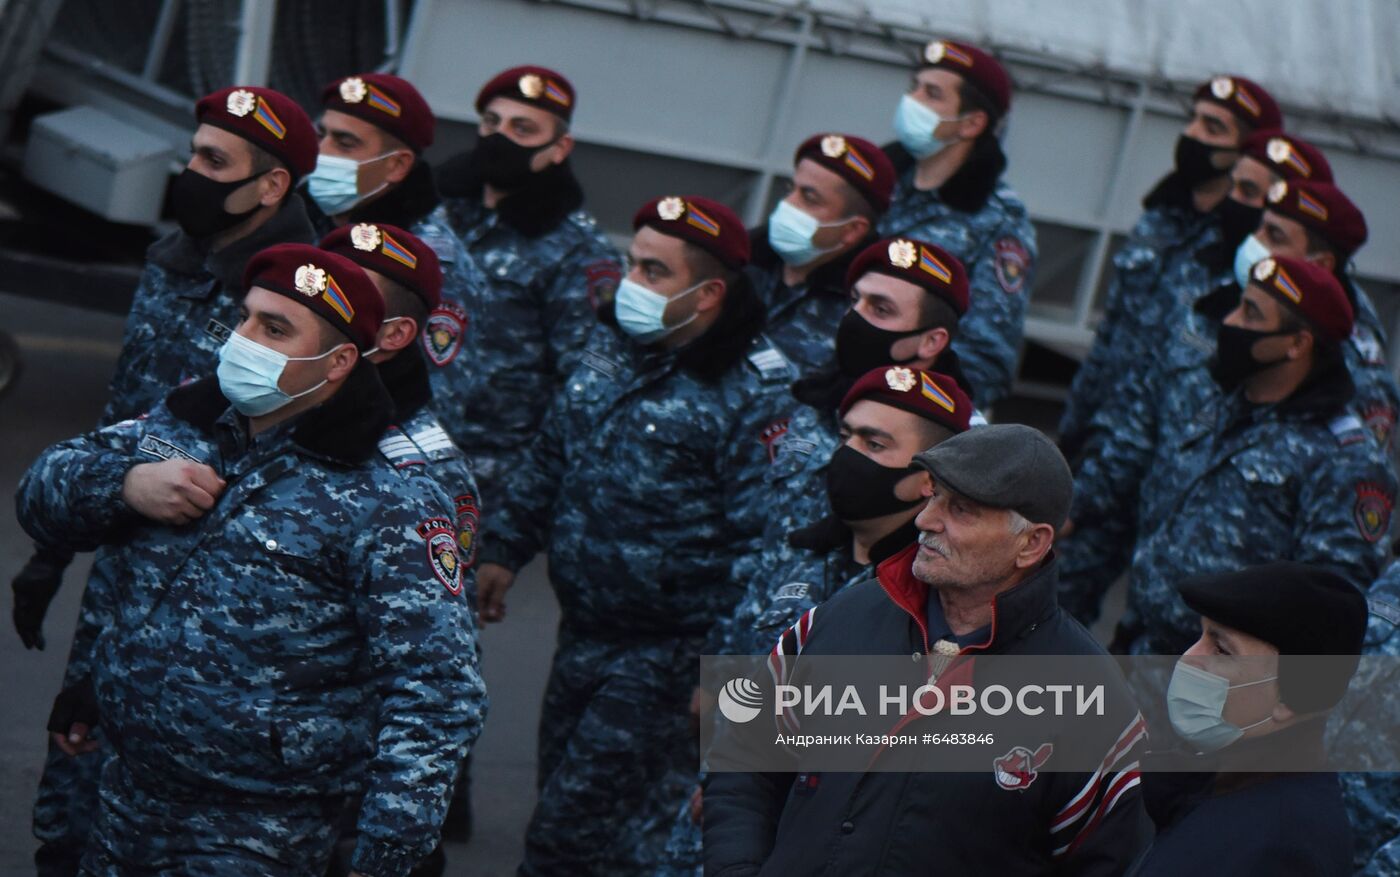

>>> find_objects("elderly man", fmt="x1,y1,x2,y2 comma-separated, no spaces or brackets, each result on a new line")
705,424,1151,876
1136,563,1365,876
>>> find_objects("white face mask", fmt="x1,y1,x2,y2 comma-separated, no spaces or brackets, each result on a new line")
614,277,705,343
1233,234,1272,291
893,94,964,159
216,332,349,416
1166,660,1277,753
766,200,853,266
305,151,397,215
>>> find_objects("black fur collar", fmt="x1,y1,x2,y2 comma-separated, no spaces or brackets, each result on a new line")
597,273,768,383
148,193,316,291
434,151,584,239
165,359,394,466
376,344,433,423
1142,170,1203,212
748,228,875,299
789,514,918,566
883,138,1008,214
304,161,442,235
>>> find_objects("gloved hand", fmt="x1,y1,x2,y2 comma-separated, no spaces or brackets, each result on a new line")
47,677,101,756
11,548,69,650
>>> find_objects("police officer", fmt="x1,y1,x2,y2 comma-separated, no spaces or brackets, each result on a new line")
21,244,485,877
14,84,319,877
1060,74,1282,459
1215,130,1332,258
434,66,621,500
880,39,1036,409
705,424,1152,875
656,366,973,877
748,133,894,373
1062,256,1395,654
473,195,792,875
1135,563,1364,876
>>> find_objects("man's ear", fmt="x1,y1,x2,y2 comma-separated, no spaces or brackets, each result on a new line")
382,150,417,186
1286,328,1316,361
258,167,292,206
915,326,950,363
959,109,990,141
694,276,728,314
326,344,359,382
1013,523,1054,569
378,316,420,354
840,216,872,249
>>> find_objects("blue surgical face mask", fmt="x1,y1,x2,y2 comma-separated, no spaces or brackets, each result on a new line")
1167,660,1277,753
614,277,704,343
893,94,963,159
1233,234,1272,290
767,200,853,266
216,332,349,416
305,152,395,215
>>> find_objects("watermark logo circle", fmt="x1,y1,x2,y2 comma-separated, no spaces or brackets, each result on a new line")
718,677,764,724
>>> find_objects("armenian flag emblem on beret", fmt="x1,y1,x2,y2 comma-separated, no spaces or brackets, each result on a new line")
1210,76,1234,99
885,366,916,392
888,239,917,269
519,74,544,99
821,135,847,158
350,223,382,251
340,77,368,104
295,264,328,297
658,196,685,222
1252,258,1276,283
226,89,256,117
1268,181,1288,204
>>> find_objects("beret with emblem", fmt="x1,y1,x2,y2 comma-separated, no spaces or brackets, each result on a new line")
321,73,435,153
1246,254,1353,344
195,86,318,180
318,223,442,311
243,243,384,351
1241,130,1332,184
795,133,897,213
918,39,1011,116
912,423,1072,528
1265,179,1368,259
847,237,969,316
475,65,576,121
633,195,749,269
839,366,972,435
1193,74,1283,132
1177,562,1365,711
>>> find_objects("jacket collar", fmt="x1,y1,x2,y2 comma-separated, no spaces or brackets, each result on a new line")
883,138,1008,214
747,227,875,300
875,544,1060,653
165,358,394,466
147,193,316,291
309,160,442,231
376,343,433,423
435,153,584,239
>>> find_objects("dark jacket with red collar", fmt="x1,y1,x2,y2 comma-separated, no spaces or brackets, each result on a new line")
704,548,1151,877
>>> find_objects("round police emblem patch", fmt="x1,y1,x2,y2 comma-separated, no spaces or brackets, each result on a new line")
994,237,1029,294
428,531,462,595
422,304,468,366
1355,483,1393,544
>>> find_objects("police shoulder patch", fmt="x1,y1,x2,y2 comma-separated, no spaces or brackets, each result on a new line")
1354,482,1394,544
416,516,463,595
993,236,1030,294
584,259,622,310
422,303,469,367
747,336,793,384
454,493,479,569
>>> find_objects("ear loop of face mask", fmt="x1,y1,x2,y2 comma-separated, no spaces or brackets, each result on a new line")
361,316,412,358
279,341,355,400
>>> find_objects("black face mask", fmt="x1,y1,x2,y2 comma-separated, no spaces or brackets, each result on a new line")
1216,197,1264,253
169,167,265,239
836,308,930,378
1174,134,1233,188
826,444,923,522
471,132,552,190
1210,322,1296,392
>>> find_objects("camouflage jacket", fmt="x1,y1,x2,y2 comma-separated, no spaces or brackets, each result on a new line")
1069,352,1395,654
478,290,795,638
102,195,315,426
16,363,486,877
879,142,1036,409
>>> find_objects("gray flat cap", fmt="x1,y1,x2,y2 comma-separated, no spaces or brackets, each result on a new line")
911,423,1072,527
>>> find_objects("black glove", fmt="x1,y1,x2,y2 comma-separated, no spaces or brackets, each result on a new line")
11,547,71,650
47,677,100,736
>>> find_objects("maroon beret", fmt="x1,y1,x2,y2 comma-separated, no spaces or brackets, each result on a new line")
1266,179,1368,258
918,39,1011,117
321,73,435,153
475,65,575,121
243,244,384,351
633,195,749,269
794,133,897,214
318,223,442,311
1246,255,1353,344
196,86,318,180
1193,75,1283,132
1241,130,1332,184
839,366,973,435
846,238,969,316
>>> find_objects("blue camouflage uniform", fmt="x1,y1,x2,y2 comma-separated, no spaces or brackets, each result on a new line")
435,160,620,501
103,195,316,427
744,230,872,376
478,291,794,875
17,364,486,877
1330,561,1400,876
1061,341,1396,656
878,143,1036,409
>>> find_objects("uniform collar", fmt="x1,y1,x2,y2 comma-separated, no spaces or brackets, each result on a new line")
165,358,394,466
883,138,1007,214
435,154,584,239
147,193,316,291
